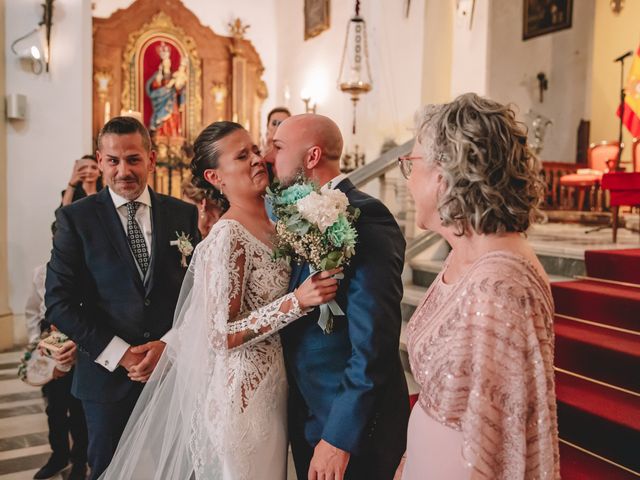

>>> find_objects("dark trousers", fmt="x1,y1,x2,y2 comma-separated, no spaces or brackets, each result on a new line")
81,387,141,480
41,370,88,466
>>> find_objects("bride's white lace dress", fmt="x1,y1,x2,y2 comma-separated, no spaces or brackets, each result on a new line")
101,219,304,480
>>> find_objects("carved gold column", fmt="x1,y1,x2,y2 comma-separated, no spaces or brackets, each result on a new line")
0,0,14,349
94,69,112,127
210,82,228,122
228,19,249,130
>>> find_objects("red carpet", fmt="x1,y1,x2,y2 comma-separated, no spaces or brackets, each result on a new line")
552,249,640,478
559,442,638,480
585,248,640,285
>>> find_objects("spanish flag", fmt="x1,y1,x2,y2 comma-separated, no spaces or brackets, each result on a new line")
618,44,640,137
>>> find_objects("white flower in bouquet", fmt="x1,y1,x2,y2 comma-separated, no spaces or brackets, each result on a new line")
297,189,350,233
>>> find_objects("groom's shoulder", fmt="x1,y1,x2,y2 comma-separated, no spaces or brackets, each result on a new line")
348,187,395,222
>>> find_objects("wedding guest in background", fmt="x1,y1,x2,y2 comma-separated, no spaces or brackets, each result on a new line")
45,116,199,480
181,176,227,238
395,93,559,479
264,107,291,152
61,155,103,207
25,222,88,480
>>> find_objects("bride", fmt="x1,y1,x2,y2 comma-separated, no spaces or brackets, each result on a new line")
101,122,340,480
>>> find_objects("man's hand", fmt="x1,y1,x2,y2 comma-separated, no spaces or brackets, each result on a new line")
308,439,350,480
127,341,166,383
52,340,77,367
118,347,145,372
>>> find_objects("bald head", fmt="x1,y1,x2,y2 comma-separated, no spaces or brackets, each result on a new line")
268,113,344,185
280,114,343,161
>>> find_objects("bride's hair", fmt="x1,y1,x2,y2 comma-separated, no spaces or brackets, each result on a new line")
190,121,244,207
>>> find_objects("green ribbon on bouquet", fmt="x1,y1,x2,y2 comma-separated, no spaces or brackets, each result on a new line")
308,268,344,334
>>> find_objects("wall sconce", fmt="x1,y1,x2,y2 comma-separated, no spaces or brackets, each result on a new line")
300,88,317,114
211,82,228,106
610,0,624,14
10,0,53,74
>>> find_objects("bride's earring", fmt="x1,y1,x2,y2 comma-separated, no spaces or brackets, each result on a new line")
200,207,206,219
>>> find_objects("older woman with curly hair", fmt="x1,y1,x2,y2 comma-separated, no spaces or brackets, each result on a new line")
395,93,559,480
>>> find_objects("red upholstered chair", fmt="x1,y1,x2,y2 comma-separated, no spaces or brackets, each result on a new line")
560,141,622,210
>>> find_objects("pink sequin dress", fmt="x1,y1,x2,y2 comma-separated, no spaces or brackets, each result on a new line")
404,251,560,479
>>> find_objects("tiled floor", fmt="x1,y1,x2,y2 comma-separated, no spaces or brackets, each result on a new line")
0,351,59,480
528,222,640,259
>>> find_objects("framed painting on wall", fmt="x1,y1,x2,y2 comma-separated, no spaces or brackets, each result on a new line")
523,0,573,41
304,0,330,40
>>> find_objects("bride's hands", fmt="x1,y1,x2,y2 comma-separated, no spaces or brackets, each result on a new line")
294,267,342,310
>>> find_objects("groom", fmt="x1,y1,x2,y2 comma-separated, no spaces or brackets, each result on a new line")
45,116,199,479
266,114,409,480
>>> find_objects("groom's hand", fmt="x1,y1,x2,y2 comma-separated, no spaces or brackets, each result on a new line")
127,341,166,383
118,348,145,372
308,439,350,480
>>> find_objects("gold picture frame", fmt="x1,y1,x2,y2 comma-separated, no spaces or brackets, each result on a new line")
523,0,573,41
304,0,330,41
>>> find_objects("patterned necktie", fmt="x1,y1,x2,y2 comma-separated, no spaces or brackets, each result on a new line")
125,201,150,276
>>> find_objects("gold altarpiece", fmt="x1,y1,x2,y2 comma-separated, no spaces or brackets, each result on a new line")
93,0,267,197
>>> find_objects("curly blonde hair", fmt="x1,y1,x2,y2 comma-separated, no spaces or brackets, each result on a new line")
415,93,546,236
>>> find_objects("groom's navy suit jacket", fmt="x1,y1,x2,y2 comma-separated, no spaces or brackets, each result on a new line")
45,187,199,403
282,179,409,477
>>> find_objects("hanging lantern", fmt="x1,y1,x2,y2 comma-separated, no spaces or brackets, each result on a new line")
337,0,373,134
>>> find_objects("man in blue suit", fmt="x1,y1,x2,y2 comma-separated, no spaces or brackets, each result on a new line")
265,114,409,480
45,116,199,479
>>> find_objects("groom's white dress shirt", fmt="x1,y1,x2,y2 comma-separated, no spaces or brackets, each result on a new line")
322,173,348,191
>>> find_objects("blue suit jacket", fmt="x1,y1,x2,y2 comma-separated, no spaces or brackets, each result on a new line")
281,179,409,463
45,187,199,402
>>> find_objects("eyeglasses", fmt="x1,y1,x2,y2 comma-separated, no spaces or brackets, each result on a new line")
398,155,422,180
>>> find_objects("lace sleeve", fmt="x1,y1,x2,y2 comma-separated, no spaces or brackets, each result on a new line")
224,230,306,351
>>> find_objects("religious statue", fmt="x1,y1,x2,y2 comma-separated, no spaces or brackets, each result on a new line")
145,42,187,138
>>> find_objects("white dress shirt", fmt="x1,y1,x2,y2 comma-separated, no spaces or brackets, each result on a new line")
96,187,169,372
24,264,47,344
322,173,348,191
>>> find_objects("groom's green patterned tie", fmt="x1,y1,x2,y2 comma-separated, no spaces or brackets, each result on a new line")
126,201,149,276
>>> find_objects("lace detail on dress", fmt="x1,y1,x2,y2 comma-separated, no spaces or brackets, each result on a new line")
187,219,300,479
407,252,559,480
228,293,302,337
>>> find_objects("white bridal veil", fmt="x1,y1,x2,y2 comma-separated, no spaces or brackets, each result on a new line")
101,232,234,479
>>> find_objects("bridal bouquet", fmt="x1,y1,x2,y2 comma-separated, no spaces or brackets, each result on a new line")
266,177,360,332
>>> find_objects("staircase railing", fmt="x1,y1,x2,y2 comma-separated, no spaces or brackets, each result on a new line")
347,139,421,240
405,230,441,261
346,138,445,257
347,139,413,187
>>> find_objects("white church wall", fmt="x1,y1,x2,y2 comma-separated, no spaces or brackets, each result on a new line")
486,0,595,162
450,0,490,97
421,0,453,105
274,0,428,165
5,0,92,313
